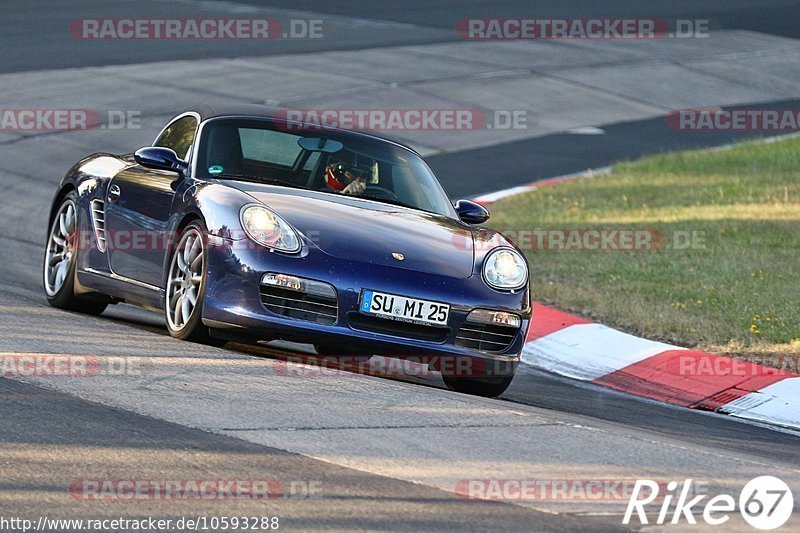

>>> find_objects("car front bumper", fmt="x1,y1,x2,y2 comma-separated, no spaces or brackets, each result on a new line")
202,237,531,370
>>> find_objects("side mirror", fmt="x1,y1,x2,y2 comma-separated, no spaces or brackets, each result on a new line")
454,199,490,224
134,147,188,176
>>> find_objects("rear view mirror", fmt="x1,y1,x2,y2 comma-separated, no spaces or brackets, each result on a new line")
298,137,344,154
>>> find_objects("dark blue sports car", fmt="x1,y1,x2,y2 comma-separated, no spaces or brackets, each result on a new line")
43,105,531,396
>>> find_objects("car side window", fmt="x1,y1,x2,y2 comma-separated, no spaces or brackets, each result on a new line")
154,116,198,160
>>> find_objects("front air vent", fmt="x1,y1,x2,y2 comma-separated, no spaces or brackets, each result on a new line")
260,283,338,325
455,322,518,353
90,200,107,252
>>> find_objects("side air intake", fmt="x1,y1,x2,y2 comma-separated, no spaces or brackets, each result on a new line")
90,200,107,252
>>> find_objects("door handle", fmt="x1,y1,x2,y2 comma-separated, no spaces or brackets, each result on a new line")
108,184,121,203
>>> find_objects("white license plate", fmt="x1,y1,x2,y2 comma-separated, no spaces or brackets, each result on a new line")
360,290,450,327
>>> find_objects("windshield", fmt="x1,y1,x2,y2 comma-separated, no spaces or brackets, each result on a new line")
195,118,457,218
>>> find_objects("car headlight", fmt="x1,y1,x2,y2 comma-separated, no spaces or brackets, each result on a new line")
240,205,301,253
482,248,528,290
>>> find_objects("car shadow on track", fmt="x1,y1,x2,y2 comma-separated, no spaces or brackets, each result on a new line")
101,302,457,394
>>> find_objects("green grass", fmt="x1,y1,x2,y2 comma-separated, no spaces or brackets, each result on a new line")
489,136,800,360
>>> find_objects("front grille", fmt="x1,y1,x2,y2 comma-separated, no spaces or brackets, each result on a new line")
349,313,449,342
455,322,518,352
260,285,338,325
90,200,107,252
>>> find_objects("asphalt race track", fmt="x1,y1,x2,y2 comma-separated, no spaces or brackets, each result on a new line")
1,1,799,531
5,0,800,73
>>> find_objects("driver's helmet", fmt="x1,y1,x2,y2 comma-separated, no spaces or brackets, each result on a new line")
325,159,373,191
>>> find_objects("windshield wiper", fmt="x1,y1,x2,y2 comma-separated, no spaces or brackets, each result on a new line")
214,173,308,189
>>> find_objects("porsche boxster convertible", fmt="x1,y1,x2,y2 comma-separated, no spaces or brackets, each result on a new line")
43,105,531,396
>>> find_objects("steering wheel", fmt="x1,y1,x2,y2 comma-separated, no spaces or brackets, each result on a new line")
364,185,398,201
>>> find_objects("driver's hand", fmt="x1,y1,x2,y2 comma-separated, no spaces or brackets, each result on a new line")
341,178,366,196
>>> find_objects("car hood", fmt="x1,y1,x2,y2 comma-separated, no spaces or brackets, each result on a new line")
230,184,476,279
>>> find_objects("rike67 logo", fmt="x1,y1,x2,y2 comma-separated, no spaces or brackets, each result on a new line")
624,476,794,530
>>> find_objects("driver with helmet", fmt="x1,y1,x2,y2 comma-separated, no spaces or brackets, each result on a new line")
324,157,374,196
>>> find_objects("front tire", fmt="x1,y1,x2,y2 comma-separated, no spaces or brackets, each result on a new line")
43,192,108,315
165,220,224,346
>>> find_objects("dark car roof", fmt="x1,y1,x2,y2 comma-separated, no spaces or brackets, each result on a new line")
193,103,284,121
188,104,420,155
